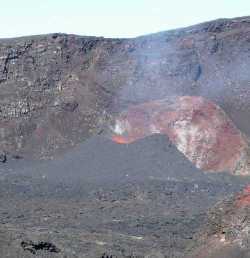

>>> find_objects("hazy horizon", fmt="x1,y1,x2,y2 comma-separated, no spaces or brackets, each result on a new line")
1,0,250,39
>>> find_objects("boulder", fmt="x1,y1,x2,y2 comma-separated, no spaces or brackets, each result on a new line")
0,152,6,163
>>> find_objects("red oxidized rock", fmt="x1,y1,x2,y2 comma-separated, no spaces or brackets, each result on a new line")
111,96,250,175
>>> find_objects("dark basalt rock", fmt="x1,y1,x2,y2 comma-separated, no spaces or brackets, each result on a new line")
21,240,60,254
0,152,6,163
61,101,79,112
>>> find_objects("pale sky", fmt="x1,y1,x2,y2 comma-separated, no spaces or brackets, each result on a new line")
1,0,249,38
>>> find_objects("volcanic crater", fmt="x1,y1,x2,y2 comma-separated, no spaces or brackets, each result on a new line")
0,16,250,258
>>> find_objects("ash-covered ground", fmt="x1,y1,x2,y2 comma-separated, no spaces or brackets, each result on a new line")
0,135,249,257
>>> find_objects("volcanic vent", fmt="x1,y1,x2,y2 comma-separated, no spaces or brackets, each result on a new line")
111,96,250,175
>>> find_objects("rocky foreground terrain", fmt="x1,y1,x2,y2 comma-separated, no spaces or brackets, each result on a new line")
0,16,250,257
0,136,249,258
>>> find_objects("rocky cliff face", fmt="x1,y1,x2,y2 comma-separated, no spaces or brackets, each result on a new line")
1,16,250,158
0,34,118,157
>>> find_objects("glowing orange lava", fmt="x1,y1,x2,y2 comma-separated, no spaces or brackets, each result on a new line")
112,135,131,144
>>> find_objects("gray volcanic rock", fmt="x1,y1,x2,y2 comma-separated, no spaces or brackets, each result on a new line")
0,34,115,158
1,16,250,158
0,135,248,257
188,186,250,258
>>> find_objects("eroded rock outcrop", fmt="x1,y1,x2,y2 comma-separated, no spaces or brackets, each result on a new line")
111,96,250,175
